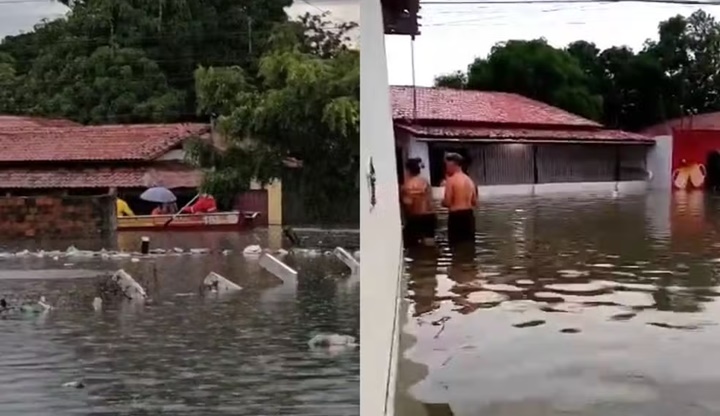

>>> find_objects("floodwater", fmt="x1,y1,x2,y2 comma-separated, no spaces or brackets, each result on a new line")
0,228,359,416
398,191,720,416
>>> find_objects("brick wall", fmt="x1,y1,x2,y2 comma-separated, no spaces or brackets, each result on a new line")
0,194,116,239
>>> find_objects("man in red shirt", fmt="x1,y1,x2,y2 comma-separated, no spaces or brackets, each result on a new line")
182,194,218,214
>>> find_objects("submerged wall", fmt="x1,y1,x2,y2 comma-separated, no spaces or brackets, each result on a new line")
0,194,116,240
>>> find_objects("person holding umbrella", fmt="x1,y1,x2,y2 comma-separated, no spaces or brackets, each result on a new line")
140,186,178,216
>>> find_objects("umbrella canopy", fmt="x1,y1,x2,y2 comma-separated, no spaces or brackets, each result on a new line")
140,187,177,204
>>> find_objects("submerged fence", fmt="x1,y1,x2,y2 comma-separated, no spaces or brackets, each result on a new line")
427,142,650,186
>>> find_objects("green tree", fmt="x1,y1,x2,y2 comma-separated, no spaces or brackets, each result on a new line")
466,39,603,120
0,0,292,123
434,70,467,89
187,14,359,224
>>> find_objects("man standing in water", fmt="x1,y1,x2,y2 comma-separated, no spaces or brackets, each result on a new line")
442,153,477,245
401,158,437,246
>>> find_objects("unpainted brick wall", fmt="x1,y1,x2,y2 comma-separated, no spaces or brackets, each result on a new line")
0,194,116,239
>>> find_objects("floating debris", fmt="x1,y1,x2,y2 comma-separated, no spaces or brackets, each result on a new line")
202,272,242,293
557,270,589,278
259,253,297,283
173,247,184,253
62,381,85,389
333,247,360,274
189,248,210,255
513,319,546,328
590,263,615,268
221,249,232,256
307,334,358,348
242,245,263,257
111,269,147,301
647,322,699,330
560,328,581,334
610,312,637,321
92,297,102,311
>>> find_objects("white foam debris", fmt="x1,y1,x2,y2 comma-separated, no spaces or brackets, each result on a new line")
203,272,243,293
111,269,147,301
189,248,210,255
62,381,84,389
221,249,232,256
259,253,297,283
173,247,184,253
92,297,102,311
242,245,263,257
308,334,358,348
130,258,140,263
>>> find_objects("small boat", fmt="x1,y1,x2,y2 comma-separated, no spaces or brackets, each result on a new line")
117,211,261,231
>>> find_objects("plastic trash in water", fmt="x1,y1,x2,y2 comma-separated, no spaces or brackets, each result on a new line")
62,381,85,389
258,253,297,284
92,297,102,311
111,269,147,301
202,272,242,293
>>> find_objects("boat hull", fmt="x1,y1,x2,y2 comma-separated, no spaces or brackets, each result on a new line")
117,211,258,231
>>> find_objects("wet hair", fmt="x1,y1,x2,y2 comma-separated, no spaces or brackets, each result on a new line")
444,152,464,165
405,158,422,176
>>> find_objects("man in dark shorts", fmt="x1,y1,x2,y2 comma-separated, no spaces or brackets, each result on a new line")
442,153,477,245
401,158,437,247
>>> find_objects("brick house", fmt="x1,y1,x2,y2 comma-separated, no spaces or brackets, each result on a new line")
391,86,655,197
0,118,280,225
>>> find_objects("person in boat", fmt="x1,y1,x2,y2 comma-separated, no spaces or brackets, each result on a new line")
180,193,218,214
401,158,436,247
151,203,176,216
442,152,477,245
116,197,135,217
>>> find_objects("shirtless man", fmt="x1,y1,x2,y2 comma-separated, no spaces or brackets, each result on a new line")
442,153,477,245
401,158,437,246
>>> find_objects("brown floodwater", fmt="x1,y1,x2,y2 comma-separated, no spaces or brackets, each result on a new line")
0,228,359,416
398,191,720,416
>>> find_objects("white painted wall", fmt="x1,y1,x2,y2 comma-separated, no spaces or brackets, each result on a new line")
647,135,673,191
406,137,431,182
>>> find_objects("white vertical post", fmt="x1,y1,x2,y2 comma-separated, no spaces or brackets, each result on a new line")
360,1,404,415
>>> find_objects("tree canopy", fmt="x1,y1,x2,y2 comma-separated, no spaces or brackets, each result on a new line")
433,9,720,131
0,0,291,123
186,13,359,223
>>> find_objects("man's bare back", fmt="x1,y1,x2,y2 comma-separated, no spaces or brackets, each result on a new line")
402,176,433,216
443,171,477,212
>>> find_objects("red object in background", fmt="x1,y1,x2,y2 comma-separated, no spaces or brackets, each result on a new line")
182,194,218,214
670,129,720,190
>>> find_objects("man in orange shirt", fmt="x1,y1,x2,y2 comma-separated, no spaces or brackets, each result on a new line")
442,153,477,245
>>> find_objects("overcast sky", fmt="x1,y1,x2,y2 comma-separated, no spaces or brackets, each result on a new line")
386,1,720,86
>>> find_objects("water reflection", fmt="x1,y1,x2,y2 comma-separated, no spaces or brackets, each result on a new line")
400,192,720,416
0,229,359,416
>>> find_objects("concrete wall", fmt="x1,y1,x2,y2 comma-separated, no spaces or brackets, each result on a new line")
647,135,673,190
0,194,116,239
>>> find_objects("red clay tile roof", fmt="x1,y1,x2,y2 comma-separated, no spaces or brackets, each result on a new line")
0,167,202,189
390,86,602,127
397,124,652,143
640,112,720,136
0,123,209,162
0,115,81,128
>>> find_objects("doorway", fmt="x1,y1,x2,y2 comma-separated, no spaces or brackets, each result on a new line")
706,150,720,191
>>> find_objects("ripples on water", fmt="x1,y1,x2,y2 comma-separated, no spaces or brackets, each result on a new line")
401,192,720,416
0,230,359,416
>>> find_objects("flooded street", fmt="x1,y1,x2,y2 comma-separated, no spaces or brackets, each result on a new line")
399,191,720,416
0,229,359,416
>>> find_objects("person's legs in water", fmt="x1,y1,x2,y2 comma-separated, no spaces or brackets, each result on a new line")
447,209,476,246
403,215,423,248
